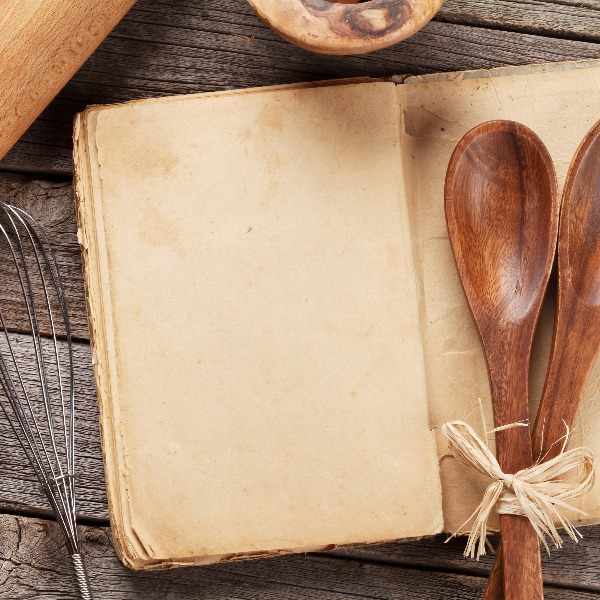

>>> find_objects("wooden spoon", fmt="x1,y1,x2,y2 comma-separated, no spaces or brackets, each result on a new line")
445,120,559,600
483,120,600,600
246,0,444,55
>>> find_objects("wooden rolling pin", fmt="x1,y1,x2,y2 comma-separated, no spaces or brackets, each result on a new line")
0,0,137,161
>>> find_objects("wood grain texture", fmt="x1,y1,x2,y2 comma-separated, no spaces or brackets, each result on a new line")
438,0,600,43
445,121,560,599
333,531,600,591
3,0,600,175
0,177,103,517
0,175,88,339
532,119,600,460
0,514,599,600
0,0,137,161
247,0,443,55
0,333,106,521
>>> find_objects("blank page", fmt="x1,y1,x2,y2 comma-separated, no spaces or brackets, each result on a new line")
75,81,443,568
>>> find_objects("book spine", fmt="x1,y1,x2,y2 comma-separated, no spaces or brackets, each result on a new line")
72,113,135,568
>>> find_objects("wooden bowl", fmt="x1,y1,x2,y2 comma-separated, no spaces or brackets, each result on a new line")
246,0,444,55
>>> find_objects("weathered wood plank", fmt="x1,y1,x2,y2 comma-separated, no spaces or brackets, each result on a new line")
0,514,598,599
333,530,600,591
439,0,600,43
0,334,106,521
0,174,88,340
2,0,600,174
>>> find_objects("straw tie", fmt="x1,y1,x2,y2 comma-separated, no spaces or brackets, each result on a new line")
442,420,595,560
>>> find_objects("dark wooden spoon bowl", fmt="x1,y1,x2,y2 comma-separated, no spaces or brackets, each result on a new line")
445,120,559,600
484,120,600,600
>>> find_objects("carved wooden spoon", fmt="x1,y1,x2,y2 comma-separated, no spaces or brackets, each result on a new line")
445,120,559,600
246,0,444,55
483,120,600,600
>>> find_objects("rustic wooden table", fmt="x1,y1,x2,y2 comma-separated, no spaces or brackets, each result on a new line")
1,1,600,598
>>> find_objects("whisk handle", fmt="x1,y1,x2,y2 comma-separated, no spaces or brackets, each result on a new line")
71,553,94,600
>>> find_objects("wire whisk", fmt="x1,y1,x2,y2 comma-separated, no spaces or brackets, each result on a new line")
0,202,92,599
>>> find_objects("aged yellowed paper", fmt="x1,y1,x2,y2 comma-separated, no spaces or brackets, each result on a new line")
75,81,443,569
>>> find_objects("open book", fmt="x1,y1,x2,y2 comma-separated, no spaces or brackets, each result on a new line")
74,59,600,570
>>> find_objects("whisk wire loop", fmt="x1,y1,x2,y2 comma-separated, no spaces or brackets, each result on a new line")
0,203,90,596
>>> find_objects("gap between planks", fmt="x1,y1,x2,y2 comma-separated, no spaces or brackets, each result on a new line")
1,513,599,599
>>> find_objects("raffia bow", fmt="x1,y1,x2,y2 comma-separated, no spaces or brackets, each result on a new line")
442,420,595,560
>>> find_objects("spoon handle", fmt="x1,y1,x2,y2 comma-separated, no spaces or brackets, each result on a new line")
532,296,600,461
484,297,600,600
500,517,542,599
487,335,543,600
